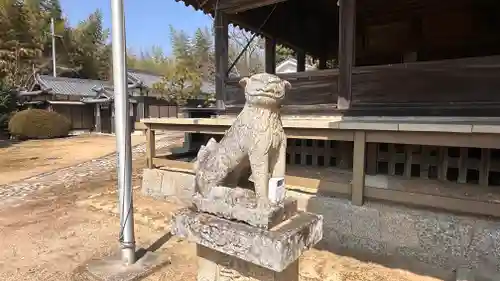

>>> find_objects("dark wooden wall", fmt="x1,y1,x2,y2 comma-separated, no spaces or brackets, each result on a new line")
356,1,500,65
145,97,178,118
51,104,94,130
224,55,500,115
225,71,339,106
351,55,500,105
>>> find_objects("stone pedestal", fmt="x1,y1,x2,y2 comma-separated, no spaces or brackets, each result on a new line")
197,245,299,281
171,202,322,281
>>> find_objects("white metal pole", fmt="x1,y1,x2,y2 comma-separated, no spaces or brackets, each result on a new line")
110,0,135,264
51,18,57,77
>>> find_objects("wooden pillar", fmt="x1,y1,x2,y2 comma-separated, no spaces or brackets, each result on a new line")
337,0,356,110
265,37,276,74
407,16,422,62
95,103,102,133
110,103,115,134
351,131,366,206
365,143,378,174
295,50,306,72
215,11,229,109
296,50,306,72
144,97,150,118
136,96,145,120
146,125,156,169
318,58,327,70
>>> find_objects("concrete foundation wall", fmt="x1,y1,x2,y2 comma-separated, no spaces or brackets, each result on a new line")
142,168,195,206
141,168,500,279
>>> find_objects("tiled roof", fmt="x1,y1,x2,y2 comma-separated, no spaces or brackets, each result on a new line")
35,71,216,98
36,75,112,97
128,70,163,88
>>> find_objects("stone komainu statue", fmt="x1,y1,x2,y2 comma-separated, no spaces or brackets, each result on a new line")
194,73,291,205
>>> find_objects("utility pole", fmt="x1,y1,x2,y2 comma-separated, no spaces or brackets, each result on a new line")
50,18,57,77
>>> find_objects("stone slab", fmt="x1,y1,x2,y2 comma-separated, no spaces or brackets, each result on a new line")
171,208,323,272
71,251,169,281
456,268,475,281
197,244,298,281
141,168,195,206
192,186,298,229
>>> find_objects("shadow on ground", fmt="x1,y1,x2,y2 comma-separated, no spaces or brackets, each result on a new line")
136,232,173,260
71,231,174,281
0,133,18,148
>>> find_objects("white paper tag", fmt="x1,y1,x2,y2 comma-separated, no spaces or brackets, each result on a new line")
268,177,286,204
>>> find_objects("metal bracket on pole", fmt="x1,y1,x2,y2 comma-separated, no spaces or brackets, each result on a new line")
110,0,136,265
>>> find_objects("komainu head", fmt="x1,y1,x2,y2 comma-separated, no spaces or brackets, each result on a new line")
239,73,292,109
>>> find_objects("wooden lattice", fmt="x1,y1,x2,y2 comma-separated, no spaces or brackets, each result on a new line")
284,138,500,187
286,139,353,169
370,144,498,186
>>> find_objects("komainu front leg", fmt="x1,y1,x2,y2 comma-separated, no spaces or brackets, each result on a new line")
271,140,287,178
249,151,270,207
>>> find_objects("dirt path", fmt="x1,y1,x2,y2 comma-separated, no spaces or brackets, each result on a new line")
0,156,444,281
0,134,147,185
0,133,184,208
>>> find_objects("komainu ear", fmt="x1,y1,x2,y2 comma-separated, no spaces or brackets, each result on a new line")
282,80,292,90
239,77,250,88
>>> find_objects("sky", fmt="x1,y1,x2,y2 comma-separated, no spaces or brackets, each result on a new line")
60,0,212,56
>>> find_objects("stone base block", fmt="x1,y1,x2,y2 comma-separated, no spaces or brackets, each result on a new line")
171,208,323,272
192,186,298,229
141,168,195,205
197,244,298,281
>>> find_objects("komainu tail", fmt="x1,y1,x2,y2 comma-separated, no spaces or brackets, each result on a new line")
194,138,220,196
193,138,218,171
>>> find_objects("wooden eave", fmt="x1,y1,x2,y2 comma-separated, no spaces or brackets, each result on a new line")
173,0,334,57
174,0,500,60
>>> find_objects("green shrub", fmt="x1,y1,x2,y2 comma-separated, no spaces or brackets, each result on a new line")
8,109,71,139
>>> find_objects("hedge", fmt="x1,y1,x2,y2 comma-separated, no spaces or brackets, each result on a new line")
8,109,71,139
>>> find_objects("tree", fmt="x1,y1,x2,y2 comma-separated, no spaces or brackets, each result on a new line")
192,27,214,81
148,26,211,106
0,1,113,86
0,0,47,87
151,61,202,106
170,25,192,63
65,9,111,79
40,0,63,20
228,27,264,76
127,46,172,75
276,44,294,65
0,80,16,130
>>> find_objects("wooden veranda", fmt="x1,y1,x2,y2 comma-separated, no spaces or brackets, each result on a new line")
142,0,500,218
